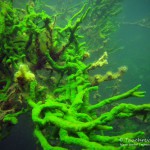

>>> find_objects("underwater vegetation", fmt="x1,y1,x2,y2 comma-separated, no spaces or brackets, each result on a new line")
0,0,150,150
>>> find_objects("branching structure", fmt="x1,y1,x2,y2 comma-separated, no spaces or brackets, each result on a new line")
0,0,150,150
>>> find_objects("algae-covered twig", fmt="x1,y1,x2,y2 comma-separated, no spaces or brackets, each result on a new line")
0,1,149,150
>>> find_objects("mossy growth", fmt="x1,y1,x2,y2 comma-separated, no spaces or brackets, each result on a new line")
0,1,149,150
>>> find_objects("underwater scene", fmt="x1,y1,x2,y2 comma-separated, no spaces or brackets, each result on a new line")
0,0,150,150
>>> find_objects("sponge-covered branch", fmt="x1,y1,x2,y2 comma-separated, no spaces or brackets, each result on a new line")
88,84,146,111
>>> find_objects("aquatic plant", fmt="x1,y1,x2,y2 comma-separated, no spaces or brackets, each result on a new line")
0,0,150,149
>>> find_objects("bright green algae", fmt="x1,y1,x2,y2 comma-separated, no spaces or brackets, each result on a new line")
0,1,150,150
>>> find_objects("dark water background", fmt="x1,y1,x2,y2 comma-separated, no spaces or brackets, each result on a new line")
110,0,150,104
0,0,150,150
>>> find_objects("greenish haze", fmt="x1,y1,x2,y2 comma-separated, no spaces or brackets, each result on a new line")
0,0,150,150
